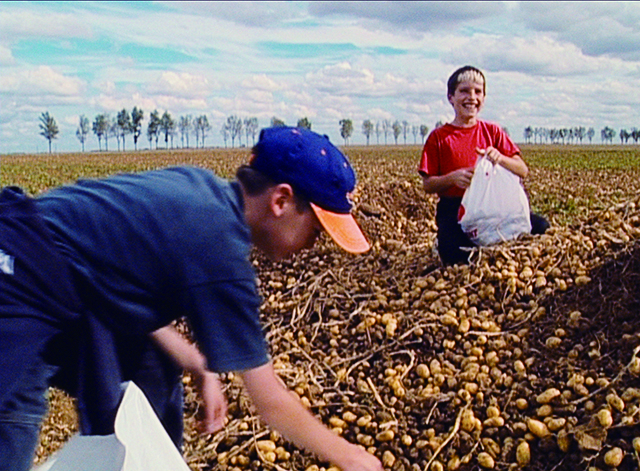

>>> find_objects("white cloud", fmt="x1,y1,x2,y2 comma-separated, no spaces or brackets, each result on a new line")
93,93,209,115
241,74,281,92
449,34,627,77
0,9,92,41
0,66,84,97
244,89,275,105
516,2,640,61
0,44,14,65
163,1,307,27
2,1,640,153
309,1,505,32
147,71,212,98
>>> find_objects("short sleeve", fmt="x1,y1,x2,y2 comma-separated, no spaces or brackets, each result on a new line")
418,131,440,176
186,280,270,373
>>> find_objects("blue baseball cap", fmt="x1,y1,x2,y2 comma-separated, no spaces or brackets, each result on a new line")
250,126,370,253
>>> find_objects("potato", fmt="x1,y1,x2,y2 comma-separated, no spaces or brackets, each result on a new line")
604,447,623,467
557,429,571,452
516,441,531,466
375,430,395,442
536,388,561,404
382,450,396,468
416,363,431,379
477,452,495,469
255,440,277,453
597,409,613,428
527,418,551,438
606,393,625,412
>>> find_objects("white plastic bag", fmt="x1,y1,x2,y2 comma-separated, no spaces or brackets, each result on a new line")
33,382,190,471
458,157,532,246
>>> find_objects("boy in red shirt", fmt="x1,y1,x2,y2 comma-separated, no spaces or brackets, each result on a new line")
418,65,548,265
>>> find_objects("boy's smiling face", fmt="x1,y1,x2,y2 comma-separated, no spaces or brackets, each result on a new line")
449,79,485,126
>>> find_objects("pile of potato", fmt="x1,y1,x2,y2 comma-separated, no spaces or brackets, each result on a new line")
178,182,640,471
35,147,640,471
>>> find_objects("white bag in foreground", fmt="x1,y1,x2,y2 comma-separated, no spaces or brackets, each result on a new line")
34,382,190,471
458,157,532,246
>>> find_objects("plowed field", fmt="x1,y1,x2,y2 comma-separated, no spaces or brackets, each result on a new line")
3,144,640,471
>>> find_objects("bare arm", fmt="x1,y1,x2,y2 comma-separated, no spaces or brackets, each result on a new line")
240,363,383,471
151,325,227,433
420,168,474,194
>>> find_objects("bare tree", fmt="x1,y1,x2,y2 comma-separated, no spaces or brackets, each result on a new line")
244,117,259,146
339,118,353,145
401,120,409,144
392,120,402,144
411,125,418,144
76,115,90,152
226,115,243,147
117,108,132,151
297,117,312,130
382,120,391,145
108,117,118,151
92,113,109,151
220,121,230,148
147,110,161,149
419,125,429,143
160,111,175,149
179,115,192,148
362,119,374,145
194,115,210,148
39,112,59,154
131,107,144,150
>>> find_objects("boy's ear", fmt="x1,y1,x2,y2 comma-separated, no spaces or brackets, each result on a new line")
269,183,295,217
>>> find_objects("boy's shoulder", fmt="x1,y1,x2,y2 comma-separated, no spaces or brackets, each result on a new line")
476,120,508,134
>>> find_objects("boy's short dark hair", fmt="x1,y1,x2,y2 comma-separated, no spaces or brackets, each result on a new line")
447,65,486,97
236,164,275,196
236,164,310,213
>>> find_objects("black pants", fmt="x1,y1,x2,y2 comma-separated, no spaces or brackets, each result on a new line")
436,197,549,266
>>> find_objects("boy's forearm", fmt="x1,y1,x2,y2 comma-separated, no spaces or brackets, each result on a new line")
240,363,379,469
150,324,207,374
421,173,451,194
499,153,529,179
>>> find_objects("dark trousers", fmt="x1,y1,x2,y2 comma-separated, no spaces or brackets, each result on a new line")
436,197,549,265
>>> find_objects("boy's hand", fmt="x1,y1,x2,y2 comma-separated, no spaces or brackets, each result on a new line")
477,147,530,179
449,167,474,189
194,370,228,434
335,444,384,471
476,146,502,166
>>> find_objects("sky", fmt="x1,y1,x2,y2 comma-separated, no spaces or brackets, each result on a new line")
1,1,640,154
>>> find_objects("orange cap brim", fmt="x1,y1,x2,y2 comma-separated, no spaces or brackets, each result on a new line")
311,203,370,254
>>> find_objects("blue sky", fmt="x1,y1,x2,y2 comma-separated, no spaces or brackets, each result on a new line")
1,1,640,153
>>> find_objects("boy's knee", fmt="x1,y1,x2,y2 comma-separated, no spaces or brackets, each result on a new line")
530,213,550,235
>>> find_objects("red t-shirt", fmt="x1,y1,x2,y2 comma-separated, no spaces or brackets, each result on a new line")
418,120,520,198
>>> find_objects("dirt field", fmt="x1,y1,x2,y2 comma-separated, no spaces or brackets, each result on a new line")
3,144,640,471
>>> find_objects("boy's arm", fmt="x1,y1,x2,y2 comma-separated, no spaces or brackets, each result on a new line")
150,325,227,433
420,168,474,194
477,147,529,179
240,363,383,471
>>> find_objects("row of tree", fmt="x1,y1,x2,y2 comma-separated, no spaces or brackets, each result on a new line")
74,109,214,152
39,109,640,154
523,126,640,145
38,109,435,153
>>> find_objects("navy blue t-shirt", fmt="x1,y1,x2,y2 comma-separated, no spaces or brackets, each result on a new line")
35,166,269,373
